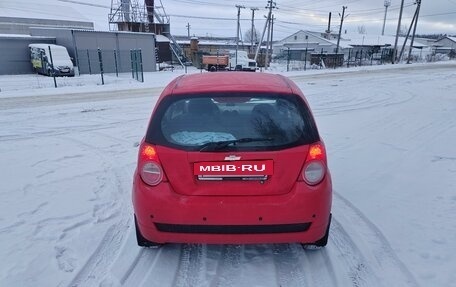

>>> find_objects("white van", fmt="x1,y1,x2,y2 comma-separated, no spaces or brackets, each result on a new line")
29,44,75,77
228,50,257,72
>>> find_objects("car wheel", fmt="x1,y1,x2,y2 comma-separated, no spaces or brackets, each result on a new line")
134,216,162,248
302,214,332,249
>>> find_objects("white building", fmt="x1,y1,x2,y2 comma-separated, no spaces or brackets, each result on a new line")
274,30,431,63
273,30,348,60
433,36,456,56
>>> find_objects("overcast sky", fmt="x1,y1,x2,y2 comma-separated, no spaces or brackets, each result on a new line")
1,0,455,39
162,0,456,39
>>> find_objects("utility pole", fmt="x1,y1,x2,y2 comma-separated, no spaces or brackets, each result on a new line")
382,0,391,36
407,0,422,64
398,10,417,61
392,0,405,64
265,14,276,69
254,0,276,63
270,14,275,56
265,14,271,69
235,4,246,67
250,7,259,54
335,6,347,55
326,12,332,39
186,22,191,38
264,0,277,69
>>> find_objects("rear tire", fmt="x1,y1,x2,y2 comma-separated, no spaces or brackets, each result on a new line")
302,213,331,249
135,216,162,248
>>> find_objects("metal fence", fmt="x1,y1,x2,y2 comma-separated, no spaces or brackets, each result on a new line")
272,47,454,71
76,48,144,82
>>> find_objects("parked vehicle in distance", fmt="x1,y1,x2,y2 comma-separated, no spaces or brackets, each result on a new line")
229,50,257,71
133,72,332,248
201,55,229,71
29,44,75,77
202,50,257,72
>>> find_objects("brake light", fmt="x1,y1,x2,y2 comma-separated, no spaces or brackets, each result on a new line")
308,144,324,160
138,143,164,186
300,142,327,185
142,145,157,159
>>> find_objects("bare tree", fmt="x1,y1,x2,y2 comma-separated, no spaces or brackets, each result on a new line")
399,25,409,36
357,25,367,34
244,28,260,44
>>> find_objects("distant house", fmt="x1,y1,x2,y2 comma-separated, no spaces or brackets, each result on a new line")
274,30,431,62
340,33,430,61
433,36,456,56
273,30,348,60
434,36,456,48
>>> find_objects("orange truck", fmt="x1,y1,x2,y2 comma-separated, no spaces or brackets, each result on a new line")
202,55,229,71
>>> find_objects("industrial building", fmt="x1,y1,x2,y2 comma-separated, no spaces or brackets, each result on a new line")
0,0,184,75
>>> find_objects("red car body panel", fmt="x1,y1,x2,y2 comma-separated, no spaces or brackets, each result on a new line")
133,172,332,244
133,72,332,245
157,145,309,196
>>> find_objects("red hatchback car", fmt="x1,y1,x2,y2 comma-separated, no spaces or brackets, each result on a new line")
133,72,332,247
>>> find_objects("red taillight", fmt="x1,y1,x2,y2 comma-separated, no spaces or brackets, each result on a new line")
138,143,164,186
300,142,327,185
142,145,158,159
308,143,325,161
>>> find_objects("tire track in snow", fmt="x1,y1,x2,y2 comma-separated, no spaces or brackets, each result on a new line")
332,192,420,287
173,244,205,287
136,244,184,287
118,248,148,285
96,224,181,287
210,244,243,287
61,132,133,286
329,218,375,287
307,78,417,117
67,219,128,287
0,117,146,143
300,244,343,287
96,198,417,287
120,247,168,287
0,87,162,110
271,243,309,287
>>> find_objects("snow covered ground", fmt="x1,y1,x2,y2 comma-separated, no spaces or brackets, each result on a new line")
1,62,456,287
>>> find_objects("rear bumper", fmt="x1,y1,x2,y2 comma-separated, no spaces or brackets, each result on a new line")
133,173,332,244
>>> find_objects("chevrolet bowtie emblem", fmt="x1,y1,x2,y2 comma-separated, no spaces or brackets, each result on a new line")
224,155,241,161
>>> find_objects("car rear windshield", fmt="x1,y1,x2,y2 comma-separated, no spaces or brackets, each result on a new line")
146,93,319,151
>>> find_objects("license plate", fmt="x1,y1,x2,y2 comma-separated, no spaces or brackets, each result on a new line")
194,160,273,177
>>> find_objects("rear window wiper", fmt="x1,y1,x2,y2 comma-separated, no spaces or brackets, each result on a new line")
199,137,274,151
